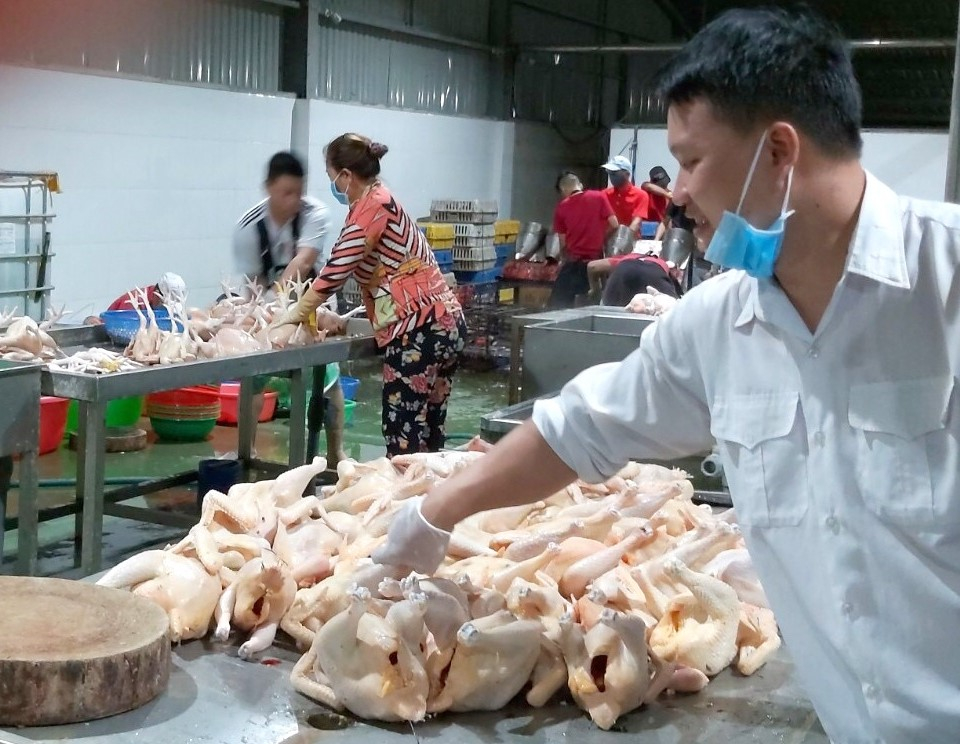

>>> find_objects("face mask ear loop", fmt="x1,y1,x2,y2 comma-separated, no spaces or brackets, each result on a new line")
736,132,769,215
780,166,795,217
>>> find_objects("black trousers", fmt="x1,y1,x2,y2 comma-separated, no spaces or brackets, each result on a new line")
549,261,590,309
601,261,681,307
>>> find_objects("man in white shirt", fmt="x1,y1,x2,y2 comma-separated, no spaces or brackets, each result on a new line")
373,8,960,744
232,152,347,467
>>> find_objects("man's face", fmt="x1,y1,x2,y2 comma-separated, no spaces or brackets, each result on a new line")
608,169,630,188
667,99,780,249
266,174,304,224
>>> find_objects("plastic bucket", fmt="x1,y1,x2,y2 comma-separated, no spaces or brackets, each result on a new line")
197,459,243,506
344,399,357,427
340,376,360,401
39,396,70,455
65,396,144,435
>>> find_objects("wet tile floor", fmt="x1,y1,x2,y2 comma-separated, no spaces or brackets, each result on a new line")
1,359,511,576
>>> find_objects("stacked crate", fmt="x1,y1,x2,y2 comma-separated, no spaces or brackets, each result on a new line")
493,219,520,275
429,199,499,287
418,221,456,275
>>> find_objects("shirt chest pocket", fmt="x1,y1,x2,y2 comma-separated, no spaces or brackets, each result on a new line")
848,377,953,525
711,392,807,528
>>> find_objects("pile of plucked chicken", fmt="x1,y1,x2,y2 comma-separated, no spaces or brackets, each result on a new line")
0,279,346,373
122,278,345,365
96,447,779,731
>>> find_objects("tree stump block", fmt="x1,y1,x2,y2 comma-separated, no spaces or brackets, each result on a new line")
0,576,170,726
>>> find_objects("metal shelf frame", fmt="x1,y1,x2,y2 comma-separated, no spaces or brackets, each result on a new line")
0,171,58,320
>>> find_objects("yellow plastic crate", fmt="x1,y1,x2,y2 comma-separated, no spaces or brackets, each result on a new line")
430,237,455,249
420,222,455,241
494,219,521,237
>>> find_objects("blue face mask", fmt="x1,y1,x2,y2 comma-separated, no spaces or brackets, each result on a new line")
329,173,349,206
704,133,794,279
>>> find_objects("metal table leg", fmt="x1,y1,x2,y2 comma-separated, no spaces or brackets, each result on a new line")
13,450,38,576
75,400,107,575
237,378,256,465
287,368,307,467
508,324,525,405
0,455,11,573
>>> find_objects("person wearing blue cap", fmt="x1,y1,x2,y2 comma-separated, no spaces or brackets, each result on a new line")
601,154,650,236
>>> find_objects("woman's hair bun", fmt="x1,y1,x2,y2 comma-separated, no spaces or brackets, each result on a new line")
368,142,389,159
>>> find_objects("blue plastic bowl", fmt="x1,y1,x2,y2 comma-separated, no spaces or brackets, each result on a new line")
99,308,181,346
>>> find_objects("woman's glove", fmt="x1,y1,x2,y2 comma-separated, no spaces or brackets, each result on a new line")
271,286,324,327
625,286,678,316
371,495,451,574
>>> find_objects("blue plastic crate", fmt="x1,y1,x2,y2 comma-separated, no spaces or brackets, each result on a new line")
454,266,501,285
433,248,454,272
494,243,515,261
640,220,660,239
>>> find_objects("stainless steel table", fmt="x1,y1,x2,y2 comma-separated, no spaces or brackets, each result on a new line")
0,361,41,575
507,305,655,405
21,322,376,577
0,639,827,744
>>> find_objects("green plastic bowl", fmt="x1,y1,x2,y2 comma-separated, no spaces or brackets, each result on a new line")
150,416,217,442
65,396,144,435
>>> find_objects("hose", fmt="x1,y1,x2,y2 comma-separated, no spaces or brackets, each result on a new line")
7,476,152,489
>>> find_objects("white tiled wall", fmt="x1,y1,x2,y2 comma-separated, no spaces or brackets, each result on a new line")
0,62,599,319
0,64,294,316
610,126,950,203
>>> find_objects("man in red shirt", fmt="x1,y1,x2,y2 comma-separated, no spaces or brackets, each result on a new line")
587,253,683,307
550,172,618,308
602,155,650,235
641,166,672,223
85,272,187,324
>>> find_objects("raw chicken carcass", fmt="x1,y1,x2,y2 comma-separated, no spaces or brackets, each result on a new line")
290,587,430,722
96,550,221,642
427,610,541,713
648,558,741,677
213,551,297,659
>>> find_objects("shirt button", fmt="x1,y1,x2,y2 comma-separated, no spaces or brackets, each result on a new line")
825,515,840,534
813,431,825,447
841,602,854,618
865,684,880,701
807,344,820,358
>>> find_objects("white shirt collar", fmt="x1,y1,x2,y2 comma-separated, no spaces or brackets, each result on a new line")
734,170,911,330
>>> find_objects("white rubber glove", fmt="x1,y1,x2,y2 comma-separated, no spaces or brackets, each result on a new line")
625,286,678,316
371,495,451,574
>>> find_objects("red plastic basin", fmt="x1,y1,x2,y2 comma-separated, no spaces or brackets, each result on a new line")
218,383,278,425
147,386,221,409
39,396,70,455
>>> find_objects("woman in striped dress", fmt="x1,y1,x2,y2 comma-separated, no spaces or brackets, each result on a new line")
274,133,467,457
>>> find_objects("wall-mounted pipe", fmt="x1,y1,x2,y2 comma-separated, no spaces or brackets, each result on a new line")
318,9,502,54
519,38,957,54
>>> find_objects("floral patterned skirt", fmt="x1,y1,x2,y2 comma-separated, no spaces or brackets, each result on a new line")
381,314,467,457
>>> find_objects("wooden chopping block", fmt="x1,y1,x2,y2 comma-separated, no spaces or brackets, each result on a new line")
67,426,148,453
0,576,170,726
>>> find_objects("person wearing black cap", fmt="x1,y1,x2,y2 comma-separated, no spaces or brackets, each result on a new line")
641,166,673,223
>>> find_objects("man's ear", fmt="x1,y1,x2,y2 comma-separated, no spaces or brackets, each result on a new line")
767,121,800,170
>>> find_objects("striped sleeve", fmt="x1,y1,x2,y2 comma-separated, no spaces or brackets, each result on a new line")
311,222,369,297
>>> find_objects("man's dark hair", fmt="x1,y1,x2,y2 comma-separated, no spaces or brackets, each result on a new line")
656,5,863,158
266,151,306,182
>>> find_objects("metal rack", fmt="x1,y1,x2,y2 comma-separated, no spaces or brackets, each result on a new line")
0,171,59,320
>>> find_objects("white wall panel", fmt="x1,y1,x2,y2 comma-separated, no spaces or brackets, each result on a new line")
304,99,511,227
610,127,950,202
0,64,294,316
